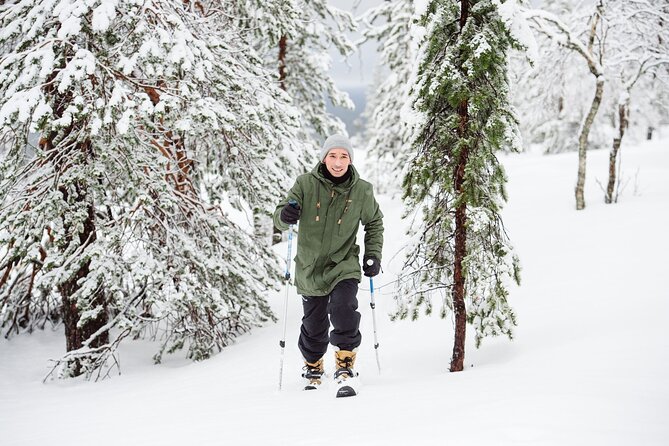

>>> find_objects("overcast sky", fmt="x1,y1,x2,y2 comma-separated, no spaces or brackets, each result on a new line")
328,0,385,88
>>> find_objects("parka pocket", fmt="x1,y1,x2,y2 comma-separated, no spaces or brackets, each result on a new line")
294,251,316,290
295,252,315,274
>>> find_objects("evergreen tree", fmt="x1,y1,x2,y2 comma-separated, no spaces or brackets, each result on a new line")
232,0,355,148
395,0,521,372
0,0,303,379
229,0,355,242
359,0,417,194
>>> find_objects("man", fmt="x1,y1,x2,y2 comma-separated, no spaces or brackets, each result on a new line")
273,134,384,397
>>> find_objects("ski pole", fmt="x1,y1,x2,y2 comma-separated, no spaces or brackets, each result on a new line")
278,200,297,391
369,275,381,374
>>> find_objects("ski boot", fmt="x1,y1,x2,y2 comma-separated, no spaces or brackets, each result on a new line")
334,350,359,398
302,358,324,390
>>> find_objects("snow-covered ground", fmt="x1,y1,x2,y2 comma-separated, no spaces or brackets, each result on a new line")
1,138,668,446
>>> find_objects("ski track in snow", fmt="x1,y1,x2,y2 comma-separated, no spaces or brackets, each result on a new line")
1,138,668,446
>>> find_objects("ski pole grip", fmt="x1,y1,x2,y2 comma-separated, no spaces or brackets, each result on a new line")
288,199,299,208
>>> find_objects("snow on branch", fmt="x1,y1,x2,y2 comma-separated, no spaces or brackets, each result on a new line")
523,7,604,76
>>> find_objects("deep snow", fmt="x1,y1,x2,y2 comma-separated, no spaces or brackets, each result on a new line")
1,137,668,446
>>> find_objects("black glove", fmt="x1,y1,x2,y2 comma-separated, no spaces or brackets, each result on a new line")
280,201,301,225
362,255,381,277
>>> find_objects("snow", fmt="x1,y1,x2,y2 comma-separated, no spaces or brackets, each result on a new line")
116,109,132,134
0,87,42,125
92,0,118,33
496,0,539,62
1,137,668,445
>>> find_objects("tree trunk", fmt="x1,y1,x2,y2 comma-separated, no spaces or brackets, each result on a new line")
278,35,288,91
574,77,604,210
42,61,110,375
57,182,109,376
271,34,289,245
451,98,469,373
450,0,470,374
605,99,628,204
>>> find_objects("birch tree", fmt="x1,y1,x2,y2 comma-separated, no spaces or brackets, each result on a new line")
525,1,606,210
603,0,669,203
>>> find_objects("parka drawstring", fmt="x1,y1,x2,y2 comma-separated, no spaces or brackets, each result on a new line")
315,182,322,222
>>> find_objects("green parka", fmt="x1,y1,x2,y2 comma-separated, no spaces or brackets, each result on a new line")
273,163,384,296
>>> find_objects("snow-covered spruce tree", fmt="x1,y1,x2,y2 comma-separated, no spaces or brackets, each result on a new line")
229,0,355,243
395,0,521,372
0,0,302,379
359,0,417,195
232,0,355,147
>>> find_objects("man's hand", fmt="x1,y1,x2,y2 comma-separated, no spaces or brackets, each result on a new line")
363,255,381,277
280,201,301,225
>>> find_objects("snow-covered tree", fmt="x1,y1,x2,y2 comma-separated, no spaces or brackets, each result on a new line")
601,0,669,203
359,0,417,194
525,1,607,210
232,0,355,148
395,0,522,372
229,0,355,243
520,0,669,207
509,30,591,155
0,0,304,379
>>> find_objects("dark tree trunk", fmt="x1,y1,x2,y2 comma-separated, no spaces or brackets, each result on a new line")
451,0,470,371
43,59,109,374
451,97,469,373
272,34,289,245
57,182,109,376
278,35,288,91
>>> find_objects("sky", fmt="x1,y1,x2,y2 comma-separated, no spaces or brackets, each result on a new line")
329,0,386,88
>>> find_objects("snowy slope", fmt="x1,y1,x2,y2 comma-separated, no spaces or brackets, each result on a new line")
1,138,668,446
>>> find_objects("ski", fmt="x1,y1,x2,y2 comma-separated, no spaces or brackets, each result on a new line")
333,368,359,398
335,384,357,398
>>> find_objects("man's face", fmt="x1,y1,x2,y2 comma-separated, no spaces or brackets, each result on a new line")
323,148,351,178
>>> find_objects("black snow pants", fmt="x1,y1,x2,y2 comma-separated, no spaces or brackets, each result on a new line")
298,278,361,364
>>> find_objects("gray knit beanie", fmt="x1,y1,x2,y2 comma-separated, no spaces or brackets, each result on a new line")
320,134,354,163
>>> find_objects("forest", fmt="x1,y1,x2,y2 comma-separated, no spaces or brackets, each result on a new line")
1,0,667,382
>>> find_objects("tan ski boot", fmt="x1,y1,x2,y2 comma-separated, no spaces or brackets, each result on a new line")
302,358,325,390
334,350,359,397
